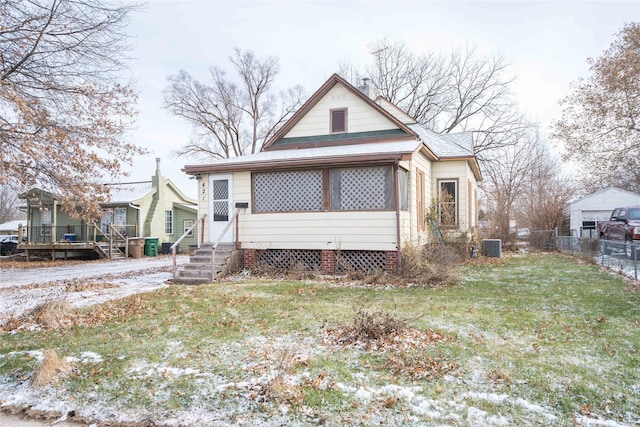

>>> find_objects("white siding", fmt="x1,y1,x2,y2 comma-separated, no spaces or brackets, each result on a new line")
432,161,473,232
567,188,640,235
207,170,397,250
285,84,399,138
399,152,433,248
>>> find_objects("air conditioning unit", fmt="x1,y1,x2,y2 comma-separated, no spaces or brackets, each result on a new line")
483,239,502,258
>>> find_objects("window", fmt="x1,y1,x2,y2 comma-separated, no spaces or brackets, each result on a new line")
165,210,173,235
399,168,408,211
416,170,425,230
100,208,112,234
254,170,323,212
438,179,458,226
330,108,347,133
330,166,393,211
183,220,194,237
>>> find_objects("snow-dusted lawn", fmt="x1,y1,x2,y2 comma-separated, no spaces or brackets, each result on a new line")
0,253,639,426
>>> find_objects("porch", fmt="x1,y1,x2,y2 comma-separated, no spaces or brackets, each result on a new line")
19,223,139,261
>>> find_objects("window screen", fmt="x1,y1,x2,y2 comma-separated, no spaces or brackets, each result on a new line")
165,210,174,234
254,170,323,212
331,166,393,211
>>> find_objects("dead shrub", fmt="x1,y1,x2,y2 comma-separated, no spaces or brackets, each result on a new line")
398,244,463,287
31,300,73,329
322,307,455,351
31,349,71,387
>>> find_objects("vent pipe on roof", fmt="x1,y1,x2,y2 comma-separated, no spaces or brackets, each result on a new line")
358,77,375,99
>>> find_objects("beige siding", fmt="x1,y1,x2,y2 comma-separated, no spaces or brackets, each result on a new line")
432,161,472,232
285,84,399,138
399,153,433,248
200,170,397,250
240,211,397,251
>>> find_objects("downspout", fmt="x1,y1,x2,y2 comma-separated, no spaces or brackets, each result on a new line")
129,203,141,237
395,160,401,273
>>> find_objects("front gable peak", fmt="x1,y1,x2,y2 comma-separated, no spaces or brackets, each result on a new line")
263,73,417,151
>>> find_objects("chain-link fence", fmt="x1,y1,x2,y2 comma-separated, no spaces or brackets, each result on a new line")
557,236,639,282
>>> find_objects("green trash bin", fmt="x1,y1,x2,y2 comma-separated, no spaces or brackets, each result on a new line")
144,237,159,257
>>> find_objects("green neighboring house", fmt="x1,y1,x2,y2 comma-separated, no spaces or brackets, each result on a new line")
19,159,198,260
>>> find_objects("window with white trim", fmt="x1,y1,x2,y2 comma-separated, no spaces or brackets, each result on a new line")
183,220,194,237
165,210,174,235
438,179,458,226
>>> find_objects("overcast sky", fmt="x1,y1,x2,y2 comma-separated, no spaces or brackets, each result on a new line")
125,0,639,198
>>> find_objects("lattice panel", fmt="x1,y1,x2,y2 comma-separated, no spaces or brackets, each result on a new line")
331,167,392,211
336,250,387,273
254,170,323,212
256,249,321,271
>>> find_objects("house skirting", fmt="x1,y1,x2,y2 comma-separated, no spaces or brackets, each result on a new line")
243,248,399,274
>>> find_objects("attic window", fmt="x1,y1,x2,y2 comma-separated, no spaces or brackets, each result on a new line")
330,108,347,133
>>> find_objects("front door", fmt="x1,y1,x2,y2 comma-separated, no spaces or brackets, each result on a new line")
210,174,233,243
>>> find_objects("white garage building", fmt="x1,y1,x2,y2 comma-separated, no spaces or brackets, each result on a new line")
565,187,640,238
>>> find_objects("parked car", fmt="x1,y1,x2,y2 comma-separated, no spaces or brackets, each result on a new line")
598,206,640,259
0,235,20,256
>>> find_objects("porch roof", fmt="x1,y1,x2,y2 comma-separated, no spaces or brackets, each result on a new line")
183,139,422,175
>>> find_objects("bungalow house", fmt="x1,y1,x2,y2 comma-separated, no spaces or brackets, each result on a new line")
181,73,481,279
19,159,198,260
564,187,640,238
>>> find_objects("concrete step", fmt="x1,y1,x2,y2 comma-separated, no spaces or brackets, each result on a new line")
183,265,225,273
178,269,216,278
174,276,213,285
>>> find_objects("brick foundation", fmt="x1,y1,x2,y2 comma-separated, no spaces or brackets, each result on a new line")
386,251,399,273
243,248,256,269
321,249,335,274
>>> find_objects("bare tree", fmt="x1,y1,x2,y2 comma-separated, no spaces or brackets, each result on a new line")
481,135,538,243
340,39,533,157
517,140,576,233
0,0,144,219
552,23,640,193
164,49,306,160
0,185,24,223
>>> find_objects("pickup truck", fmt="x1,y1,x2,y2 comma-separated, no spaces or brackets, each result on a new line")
598,206,640,259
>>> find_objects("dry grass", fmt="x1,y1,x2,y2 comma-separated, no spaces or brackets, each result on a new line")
2,294,150,332
383,351,458,380
31,349,70,387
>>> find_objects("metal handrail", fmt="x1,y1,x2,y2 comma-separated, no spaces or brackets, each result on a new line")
171,214,207,279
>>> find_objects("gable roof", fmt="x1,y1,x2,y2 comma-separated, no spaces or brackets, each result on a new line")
104,181,155,204
374,97,417,124
262,73,418,150
566,187,640,209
